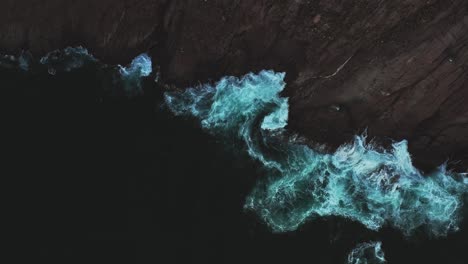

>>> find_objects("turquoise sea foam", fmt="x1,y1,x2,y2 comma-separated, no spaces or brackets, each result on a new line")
165,70,468,236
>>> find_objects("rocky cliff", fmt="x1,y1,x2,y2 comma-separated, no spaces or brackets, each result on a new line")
1,0,467,170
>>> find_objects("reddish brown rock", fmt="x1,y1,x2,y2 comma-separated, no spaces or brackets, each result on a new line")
1,0,467,170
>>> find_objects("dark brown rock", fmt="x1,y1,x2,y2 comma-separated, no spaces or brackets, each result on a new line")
1,0,467,171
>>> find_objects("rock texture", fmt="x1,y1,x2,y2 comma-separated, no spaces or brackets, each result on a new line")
1,0,467,170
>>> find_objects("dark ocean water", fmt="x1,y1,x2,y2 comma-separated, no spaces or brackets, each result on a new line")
4,52,467,264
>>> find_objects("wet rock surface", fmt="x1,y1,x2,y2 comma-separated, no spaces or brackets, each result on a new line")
1,0,467,170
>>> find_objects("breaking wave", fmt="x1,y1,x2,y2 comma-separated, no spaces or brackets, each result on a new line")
1,46,152,95
165,70,468,236
0,50,33,71
40,46,98,74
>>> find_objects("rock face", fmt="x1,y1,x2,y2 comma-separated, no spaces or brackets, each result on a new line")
1,0,467,170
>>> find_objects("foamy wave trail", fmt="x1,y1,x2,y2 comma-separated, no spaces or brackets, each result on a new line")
347,241,386,264
1,46,153,95
165,70,468,237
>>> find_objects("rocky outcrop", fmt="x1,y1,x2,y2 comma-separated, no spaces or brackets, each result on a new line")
1,0,467,170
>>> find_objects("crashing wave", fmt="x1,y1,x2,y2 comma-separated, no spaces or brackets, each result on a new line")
347,241,386,264
1,46,152,95
164,70,468,236
118,53,152,95
0,51,32,71
40,46,97,75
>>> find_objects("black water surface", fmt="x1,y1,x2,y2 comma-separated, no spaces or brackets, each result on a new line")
5,67,467,264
